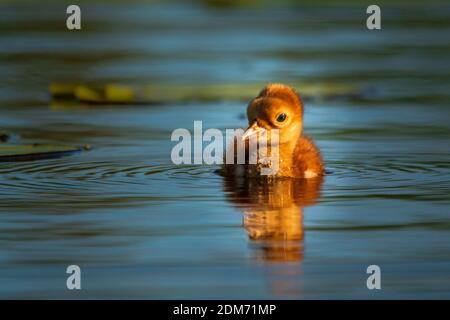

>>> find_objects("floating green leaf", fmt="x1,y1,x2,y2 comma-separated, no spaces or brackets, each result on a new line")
49,82,361,105
0,144,91,162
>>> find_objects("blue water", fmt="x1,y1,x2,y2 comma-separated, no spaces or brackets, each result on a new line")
0,2,449,299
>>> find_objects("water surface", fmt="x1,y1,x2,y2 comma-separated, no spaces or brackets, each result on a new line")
0,2,449,299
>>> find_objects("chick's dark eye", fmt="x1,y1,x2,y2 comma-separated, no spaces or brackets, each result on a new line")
276,113,287,122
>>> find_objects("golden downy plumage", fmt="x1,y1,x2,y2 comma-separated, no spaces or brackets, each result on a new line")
224,83,324,178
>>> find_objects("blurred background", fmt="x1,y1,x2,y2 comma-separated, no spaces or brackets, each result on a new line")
0,0,449,299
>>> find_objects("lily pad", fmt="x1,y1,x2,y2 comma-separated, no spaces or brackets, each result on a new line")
0,144,91,162
50,82,361,105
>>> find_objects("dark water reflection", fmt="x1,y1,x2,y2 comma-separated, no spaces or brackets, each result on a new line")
0,2,450,298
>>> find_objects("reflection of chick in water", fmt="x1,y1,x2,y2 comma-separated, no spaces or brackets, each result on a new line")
223,176,323,263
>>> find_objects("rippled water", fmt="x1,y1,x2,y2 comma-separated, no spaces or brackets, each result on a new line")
0,2,449,299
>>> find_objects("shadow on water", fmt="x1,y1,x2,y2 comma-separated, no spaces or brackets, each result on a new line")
223,175,323,263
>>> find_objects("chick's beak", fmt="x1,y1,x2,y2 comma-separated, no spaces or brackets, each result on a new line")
242,122,263,141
